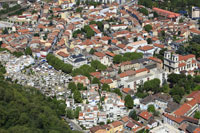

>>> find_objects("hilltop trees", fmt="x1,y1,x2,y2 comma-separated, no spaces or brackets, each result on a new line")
124,95,133,109
46,53,73,74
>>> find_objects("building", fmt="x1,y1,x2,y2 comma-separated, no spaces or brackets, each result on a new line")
192,6,200,19
65,54,87,68
164,51,198,75
118,58,167,92
153,8,180,20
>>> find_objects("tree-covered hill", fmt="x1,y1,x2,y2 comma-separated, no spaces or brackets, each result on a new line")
0,79,79,133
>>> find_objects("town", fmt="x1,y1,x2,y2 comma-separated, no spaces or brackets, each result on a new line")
0,0,200,132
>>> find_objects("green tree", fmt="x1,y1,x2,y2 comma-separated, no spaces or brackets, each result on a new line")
74,107,81,119
25,47,32,56
66,108,74,119
113,55,123,64
129,110,138,120
89,48,96,54
138,8,149,16
143,78,160,93
102,83,110,91
92,77,100,84
147,38,152,44
113,88,122,97
144,24,152,32
124,95,133,109
73,90,82,103
76,7,83,13
2,3,9,9
147,104,155,113
194,111,200,119
68,82,77,93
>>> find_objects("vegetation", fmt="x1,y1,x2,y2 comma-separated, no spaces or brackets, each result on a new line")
138,0,200,14
154,48,168,61
113,52,143,64
124,95,133,109
0,79,78,133
0,4,21,16
89,21,104,32
25,47,32,56
46,53,73,74
144,25,153,32
194,111,200,119
177,35,200,58
138,8,149,16
113,88,122,97
129,110,138,121
147,104,155,113
91,60,107,71
76,7,83,13
73,25,95,39
12,51,24,58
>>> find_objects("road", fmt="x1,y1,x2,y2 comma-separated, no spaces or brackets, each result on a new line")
62,117,83,132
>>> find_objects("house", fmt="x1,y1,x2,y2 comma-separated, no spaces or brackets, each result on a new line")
137,45,154,55
93,52,110,66
118,59,167,93
164,51,198,75
138,111,153,125
72,75,90,86
89,125,112,133
109,121,123,133
65,54,87,68
140,93,174,113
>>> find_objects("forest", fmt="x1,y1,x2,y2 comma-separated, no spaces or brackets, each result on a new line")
0,78,79,133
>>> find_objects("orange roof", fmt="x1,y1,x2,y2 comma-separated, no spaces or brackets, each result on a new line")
173,103,191,116
178,63,186,67
179,54,195,61
105,51,115,57
153,7,180,18
111,121,123,128
94,52,105,57
139,111,152,120
90,72,101,78
100,79,113,84
153,43,164,49
164,113,184,124
135,68,148,74
148,57,162,63
122,88,131,93
138,46,154,51
193,127,200,133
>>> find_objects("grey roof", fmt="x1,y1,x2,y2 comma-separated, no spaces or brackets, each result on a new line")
71,54,83,59
74,58,86,63
165,101,179,113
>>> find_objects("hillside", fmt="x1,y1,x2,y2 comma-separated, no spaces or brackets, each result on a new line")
0,79,79,133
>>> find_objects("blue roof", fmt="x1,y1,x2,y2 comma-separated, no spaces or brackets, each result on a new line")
71,54,83,59
74,58,86,63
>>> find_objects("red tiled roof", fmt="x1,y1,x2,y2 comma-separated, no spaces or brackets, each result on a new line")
148,57,162,63
179,54,195,61
139,111,152,120
94,52,105,57
153,43,164,49
163,113,184,124
138,46,154,51
135,68,149,74
122,88,131,94
173,103,191,116
105,51,115,57
111,121,123,128
100,79,113,84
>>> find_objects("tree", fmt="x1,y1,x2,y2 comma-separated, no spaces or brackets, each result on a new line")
153,11,158,18
124,95,133,109
66,108,74,119
147,104,155,113
77,83,84,90
102,83,110,91
2,28,8,34
92,77,100,85
134,37,138,42
113,55,123,64
113,88,122,97
74,107,81,119
179,18,184,23
118,68,122,74
89,48,96,54
147,38,152,44
68,82,77,93
129,110,138,120
73,90,82,103
2,3,9,9
76,7,83,13
76,0,80,6
25,47,32,56
138,8,149,16
143,78,160,93
194,111,200,119
144,25,152,32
